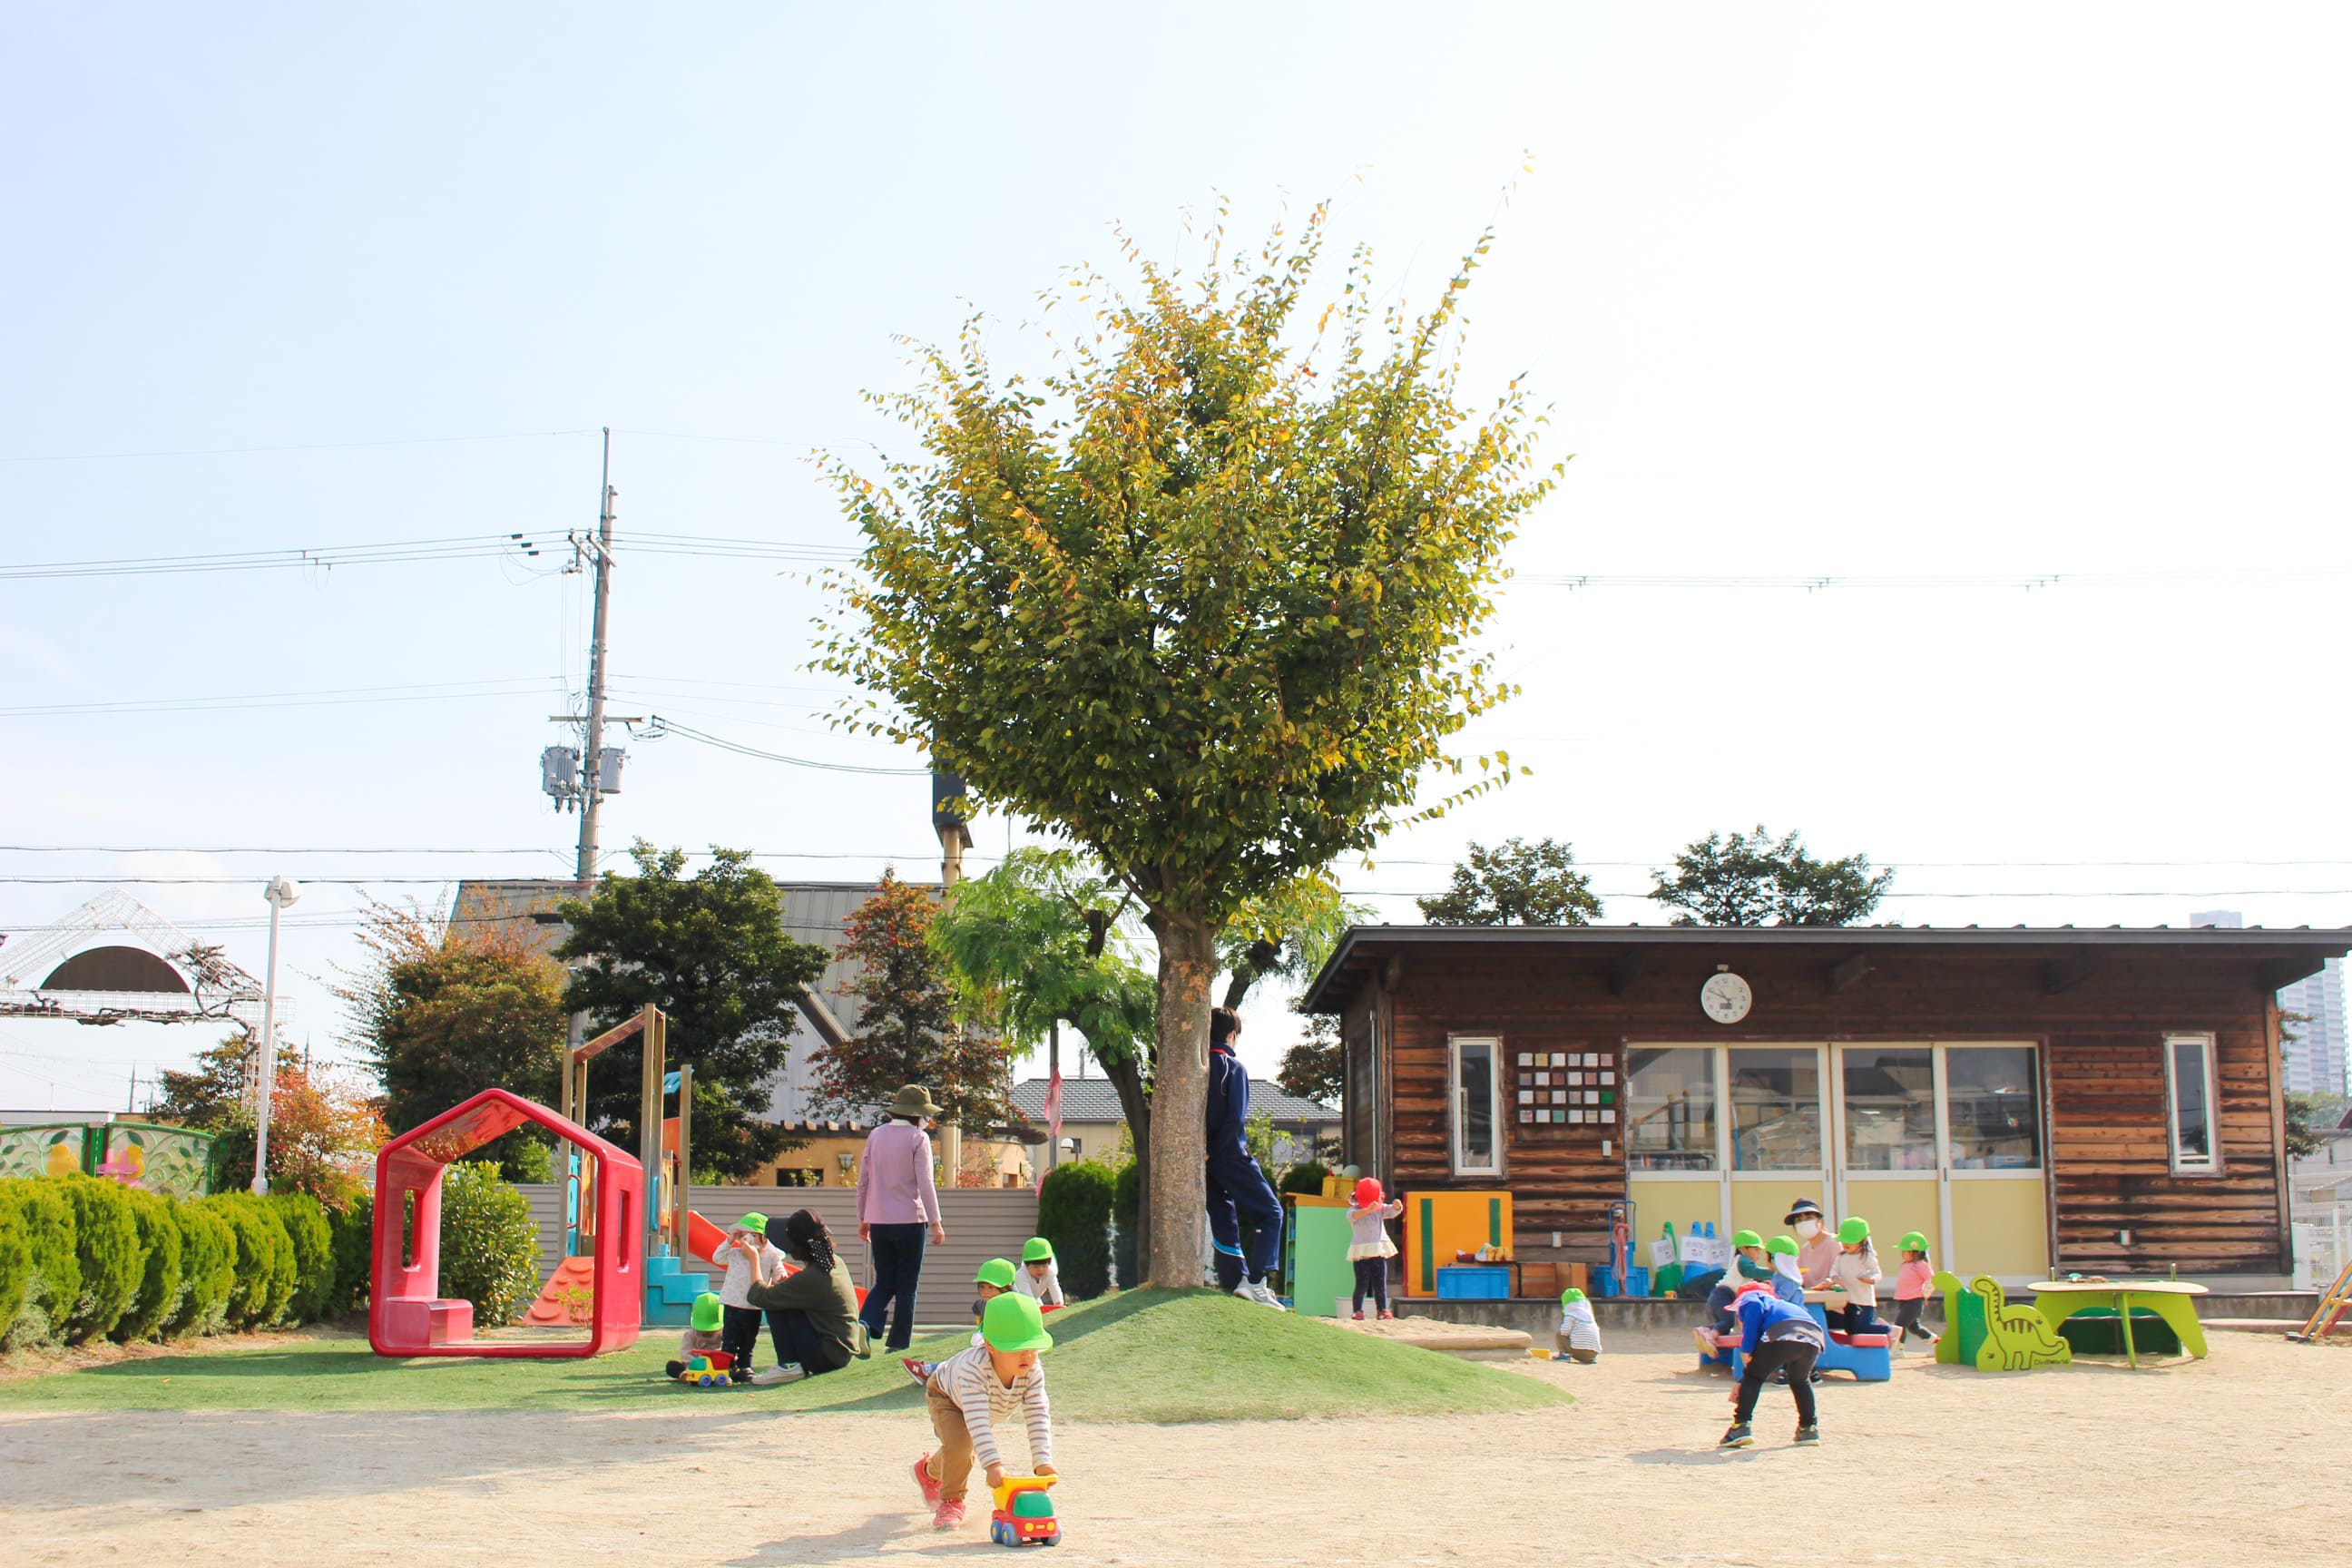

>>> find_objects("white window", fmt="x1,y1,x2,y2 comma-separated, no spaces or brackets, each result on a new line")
1449,1035,1504,1177
2164,1033,2221,1176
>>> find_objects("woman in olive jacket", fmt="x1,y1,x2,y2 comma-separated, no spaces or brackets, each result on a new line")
741,1210,861,1385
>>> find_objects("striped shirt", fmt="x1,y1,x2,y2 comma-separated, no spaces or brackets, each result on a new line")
928,1343,1053,1472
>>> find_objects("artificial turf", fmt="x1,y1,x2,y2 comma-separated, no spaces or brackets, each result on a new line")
0,1289,1567,1421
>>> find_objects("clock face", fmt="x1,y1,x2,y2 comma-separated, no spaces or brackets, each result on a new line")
1700,972,1753,1024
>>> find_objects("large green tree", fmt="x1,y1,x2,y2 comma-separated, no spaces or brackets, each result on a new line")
1417,836,1602,926
337,902,567,1177
817,207,1554,1283
556,843,832,1180
808,871,1014,1132
1648,826,1893,926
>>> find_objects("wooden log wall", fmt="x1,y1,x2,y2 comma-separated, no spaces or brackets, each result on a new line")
1334,940,2297,1277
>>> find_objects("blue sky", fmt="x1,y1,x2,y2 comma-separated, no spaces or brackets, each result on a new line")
5,4,2350,1108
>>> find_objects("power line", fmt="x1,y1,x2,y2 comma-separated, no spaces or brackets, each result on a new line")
0,429,599,464
0,676,564,719
641,716,931,776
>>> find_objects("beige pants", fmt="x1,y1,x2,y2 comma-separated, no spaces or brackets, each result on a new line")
925,1384,978,1503
1553,1331,1598,1364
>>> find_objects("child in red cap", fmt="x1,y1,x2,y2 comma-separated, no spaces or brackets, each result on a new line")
1346,1177,1405,1320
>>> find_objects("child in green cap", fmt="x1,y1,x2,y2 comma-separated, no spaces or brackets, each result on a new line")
1014,1237,1064,1310
1889,1230,1938,1348
902,1258,1021,1387
1822,1216,1882,1336
665,1291,728,1379
714,1212,787,1377
1555,1287,1602,1364
913,1292,1057,1533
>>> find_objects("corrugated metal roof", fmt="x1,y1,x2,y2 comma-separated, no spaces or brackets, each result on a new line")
1009,1075,1336,1124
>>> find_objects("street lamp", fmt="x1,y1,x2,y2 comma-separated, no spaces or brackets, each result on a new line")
250,876,301,1194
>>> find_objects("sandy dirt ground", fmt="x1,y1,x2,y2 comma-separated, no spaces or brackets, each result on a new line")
5,1328,2348,1566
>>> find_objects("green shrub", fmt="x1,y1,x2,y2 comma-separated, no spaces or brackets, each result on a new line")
1278,1160,1330,1197
0,1189,27,1346
57,1175,142,1342
166,1200,236,1338
1036,1161,1114,1299
0,1178,79,1349
436,1161,540,1328
111,1188,184,1342
270,1193,335,1323
1111,1159,1140,1291
201,1193,296,1329
327,1191,373,1318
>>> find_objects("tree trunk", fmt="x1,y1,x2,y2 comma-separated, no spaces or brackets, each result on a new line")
1101,1045,1152,1273
1144,906,1216,1288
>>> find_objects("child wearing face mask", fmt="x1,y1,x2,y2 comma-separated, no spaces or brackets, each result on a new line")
1787,1200,1841,1289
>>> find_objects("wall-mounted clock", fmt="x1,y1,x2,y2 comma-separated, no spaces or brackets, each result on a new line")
1700,971,1753,1024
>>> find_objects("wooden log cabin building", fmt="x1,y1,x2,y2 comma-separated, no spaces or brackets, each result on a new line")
1302,925,2352,1287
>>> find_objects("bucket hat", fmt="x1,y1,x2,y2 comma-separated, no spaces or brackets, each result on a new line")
888,1084,941,1119
982,1292,1054,1354
691,1292,722,1333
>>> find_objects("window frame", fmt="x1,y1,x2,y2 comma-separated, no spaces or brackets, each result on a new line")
1447,1034,1504,1179
2162,1031,2223,1177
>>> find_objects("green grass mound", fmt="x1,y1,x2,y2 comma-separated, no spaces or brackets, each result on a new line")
0,1290,1566,1421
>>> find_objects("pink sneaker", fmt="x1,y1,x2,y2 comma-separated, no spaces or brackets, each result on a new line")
912,1456,941,1508
901,1356,931,1387
1352,1310,1365,1321
932,1498,967,1531
1378,1309,1395,1320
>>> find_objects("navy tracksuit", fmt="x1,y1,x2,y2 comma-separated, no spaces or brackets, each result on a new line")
1205,1041,1283,1289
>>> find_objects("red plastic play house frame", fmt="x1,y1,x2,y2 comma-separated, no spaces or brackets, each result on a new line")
369,1087,643,1358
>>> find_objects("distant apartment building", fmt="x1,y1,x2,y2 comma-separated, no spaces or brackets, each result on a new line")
2195,911,2347,1097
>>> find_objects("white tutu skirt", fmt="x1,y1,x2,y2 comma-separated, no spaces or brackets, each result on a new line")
1348,1239,1399,1261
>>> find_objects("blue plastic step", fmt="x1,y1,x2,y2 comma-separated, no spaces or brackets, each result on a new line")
641,1252,711,1327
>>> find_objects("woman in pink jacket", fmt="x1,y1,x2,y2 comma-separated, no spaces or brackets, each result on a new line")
857,1083,947,1352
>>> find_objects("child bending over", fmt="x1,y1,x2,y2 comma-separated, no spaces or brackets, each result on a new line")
913,1293,1056,1533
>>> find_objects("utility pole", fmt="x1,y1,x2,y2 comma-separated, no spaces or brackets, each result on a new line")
578,426,617,885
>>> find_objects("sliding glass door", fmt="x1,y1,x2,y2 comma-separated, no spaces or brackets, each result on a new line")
1828,1042,2046,1284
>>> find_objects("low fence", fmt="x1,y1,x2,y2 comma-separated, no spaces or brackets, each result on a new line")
514,1183,1039,1328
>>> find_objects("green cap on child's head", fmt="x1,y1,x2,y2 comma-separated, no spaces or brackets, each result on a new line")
1838,1216,1871,1245
1561,1287,1587,1305
691,1292,722,1332
1767,1234,1799,1257
1898,1230,1930,1253
1730,1229,1764,1250
737,1212,769,1236
982,1291,1054,1354
1022,1237,1055,1264
975,1258,1017,1289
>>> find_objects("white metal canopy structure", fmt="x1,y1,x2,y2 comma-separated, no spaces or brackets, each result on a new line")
0,888,279,1029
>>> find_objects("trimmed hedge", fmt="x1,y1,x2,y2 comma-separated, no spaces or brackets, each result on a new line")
0,1185,30,1342
436,1161,540,1328
167,1200,237,1338
271,1193,336,1324
0,1179,80,1349
1037,1161,1115,1299
59,1175,143,1342
1112,1160,1140,1291
227,1194,298,1328
327,1191,373,1318
114,1189,184,1343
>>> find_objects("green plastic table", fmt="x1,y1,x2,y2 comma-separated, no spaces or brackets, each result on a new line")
2027,1280,2209,1367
